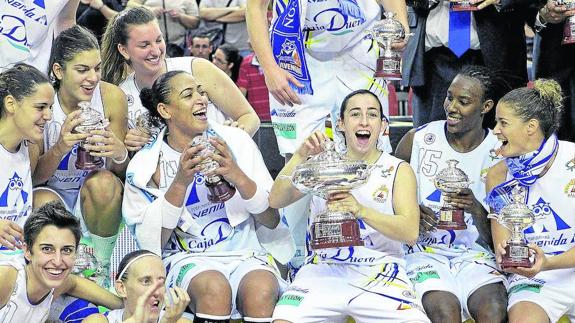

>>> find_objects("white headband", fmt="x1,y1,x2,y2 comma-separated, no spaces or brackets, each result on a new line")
117,253,160,281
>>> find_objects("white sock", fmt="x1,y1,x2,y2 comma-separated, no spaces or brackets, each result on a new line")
90,233,118,269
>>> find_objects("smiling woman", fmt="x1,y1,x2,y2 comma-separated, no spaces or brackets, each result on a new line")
122,70,293,323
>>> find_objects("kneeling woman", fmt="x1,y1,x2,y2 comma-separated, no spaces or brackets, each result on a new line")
122,71,293,323
269,89,430,323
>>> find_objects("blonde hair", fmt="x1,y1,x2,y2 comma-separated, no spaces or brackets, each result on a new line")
500,78,564,138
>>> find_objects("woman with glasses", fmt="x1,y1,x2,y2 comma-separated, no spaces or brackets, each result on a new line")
101,7,260,154
212,44,242,83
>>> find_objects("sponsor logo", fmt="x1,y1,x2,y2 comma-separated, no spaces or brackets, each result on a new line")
566,158,575,171
277,293,304,306
564,179,575,198
410,270,440,283
509,283,542,294
176,263,196,286
273,122,297,139
489,148,500,161
380,165,394,178
126,94,134,107
480,168,489,183
270,108,296,118
424,133,435,145
372,185,389,203
402,290,417,299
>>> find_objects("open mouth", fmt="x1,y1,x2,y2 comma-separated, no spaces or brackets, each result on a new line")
355,130,371,146
45,268,66,280
192,108,207,120
146,56,161,65
81,85,95,95
446,114,462,125
149,299,161,312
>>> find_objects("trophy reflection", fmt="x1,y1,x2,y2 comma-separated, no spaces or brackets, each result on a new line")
556,0,575,44
434,160,471,230
135,111,153,136
365,12,406,80
191,134,236,203
488,186,536,268
74,101,110,170
288,141,378,249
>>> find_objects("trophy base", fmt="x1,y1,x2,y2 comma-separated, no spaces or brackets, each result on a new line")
375,57,402,80
310,217,364,250
437,208,467,231
563,19,575,45
207,179,236,203
75,148,104,170
450,3,479,11
501,243,532,269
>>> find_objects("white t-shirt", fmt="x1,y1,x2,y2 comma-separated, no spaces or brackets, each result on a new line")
0,0,69,72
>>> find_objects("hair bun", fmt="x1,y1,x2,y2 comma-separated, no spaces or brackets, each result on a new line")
533,79,564,113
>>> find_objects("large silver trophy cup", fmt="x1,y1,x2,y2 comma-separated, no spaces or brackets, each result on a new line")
191,134,236,203
74,101,110,170
488,187,536,269
365,12,406,80
434,160,471,230
289,141,377,249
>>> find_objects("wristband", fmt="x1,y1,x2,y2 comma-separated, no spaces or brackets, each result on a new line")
95,2,105,10
243,185,270,214
162,198,182,229
112,147,129,164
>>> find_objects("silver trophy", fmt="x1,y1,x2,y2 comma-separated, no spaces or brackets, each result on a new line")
135,111,154,136
289,141,378,249
488,186,536,269
365,12,406,80
74,101,110,170
451,0,478,11
556,0,575,44
72,244,98,278
434,160,471,230
191,134,236,203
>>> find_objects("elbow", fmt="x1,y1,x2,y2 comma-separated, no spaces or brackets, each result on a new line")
404,229,419,246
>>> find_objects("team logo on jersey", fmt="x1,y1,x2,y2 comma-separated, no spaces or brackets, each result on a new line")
424,133,435,145
489,148,500,161
373,185,389,203
402,290,417,299
566,157,575,171
380,165,394,178
525,198,572,234
0,172,28,207
480,168,489,183
564,179,575,198
126,94,134,107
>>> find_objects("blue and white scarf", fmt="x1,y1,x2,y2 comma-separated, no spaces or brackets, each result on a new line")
271,0,314,95
485,133,559,213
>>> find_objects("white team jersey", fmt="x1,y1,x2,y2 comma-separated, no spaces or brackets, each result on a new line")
120,57,225,130
158,132,261,257
304,0,380,56
514,141,575,256
105,308,165,322
409,121,501,255
0,0,68,72
0,142,33,243
43,84,106,208
0,256,53,322
307,152,405,266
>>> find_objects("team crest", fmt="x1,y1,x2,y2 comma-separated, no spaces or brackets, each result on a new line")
277,40,302,77
373,185,389,203
566,157,575,171
480,168,489,183
424,133,435,145
127,94,134,106
489,148,500,161
381,165,395,178
564,179,575,198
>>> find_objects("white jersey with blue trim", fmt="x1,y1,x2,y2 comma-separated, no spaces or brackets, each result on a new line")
409,121,501,256
0,256,53,322
307,152,405,266
515,141,575,256
158,132,261,257
0,142,32,234
43,84,106,207
120,57,225,130
299,0,380,57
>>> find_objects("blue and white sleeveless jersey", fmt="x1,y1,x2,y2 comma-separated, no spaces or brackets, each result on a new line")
307,152,405,266
408,121,501,256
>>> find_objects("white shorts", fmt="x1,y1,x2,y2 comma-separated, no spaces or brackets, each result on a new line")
33,186,87,234
273,262,430,323
405,250,507,319
163,252,286,320
507,268,575,323
270,37,391,156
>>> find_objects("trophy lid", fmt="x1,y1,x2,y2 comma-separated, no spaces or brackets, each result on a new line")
434,160,470,192
291,141,372,195
500,186,535,224
76,101,109,131
366,12,406,41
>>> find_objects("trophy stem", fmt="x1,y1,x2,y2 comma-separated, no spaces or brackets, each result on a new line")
75,146,105,170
